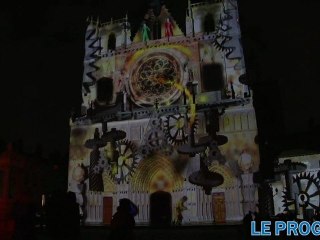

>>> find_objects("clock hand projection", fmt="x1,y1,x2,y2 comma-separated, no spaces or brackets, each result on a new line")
129,52,182,107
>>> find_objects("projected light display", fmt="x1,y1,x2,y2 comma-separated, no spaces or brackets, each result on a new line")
270,154,320,220
68,0,259,226
129,52,182,106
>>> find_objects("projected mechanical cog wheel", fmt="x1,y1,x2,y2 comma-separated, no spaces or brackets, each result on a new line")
282,172,320,211
145,128,167,152
164,114,198,146
110,140,139,184
164,114,188,145
137,145,151,158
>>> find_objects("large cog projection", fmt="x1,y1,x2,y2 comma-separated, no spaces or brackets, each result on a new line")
282,172,320,212
109,139,139,184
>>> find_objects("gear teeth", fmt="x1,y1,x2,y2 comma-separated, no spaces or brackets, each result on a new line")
138,145,151,158
281,187,294,211
306,172,311,179
150,118,162,127
108,139,139,184
292,175,297,182
282,171,320,211
164,114,197,146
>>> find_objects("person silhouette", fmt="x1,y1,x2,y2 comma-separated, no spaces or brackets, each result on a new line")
63,192,80,240
109,198,136,240
243,211,254,239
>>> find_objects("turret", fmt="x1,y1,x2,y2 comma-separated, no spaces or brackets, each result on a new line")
185,0,194,37
99,16,132,53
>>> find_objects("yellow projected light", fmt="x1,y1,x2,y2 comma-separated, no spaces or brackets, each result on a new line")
131,153,184,193
174,82,196,126
208,164,235,188
103,171,116,193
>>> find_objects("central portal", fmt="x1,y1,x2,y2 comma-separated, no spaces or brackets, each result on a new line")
150,191,172,226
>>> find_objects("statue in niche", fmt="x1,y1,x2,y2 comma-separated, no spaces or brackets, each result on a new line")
164,18,173,41
238,150,257,215
142,23,150,43
70,164,88,220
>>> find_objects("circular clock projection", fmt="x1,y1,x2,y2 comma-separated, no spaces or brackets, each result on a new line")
129,52,182,106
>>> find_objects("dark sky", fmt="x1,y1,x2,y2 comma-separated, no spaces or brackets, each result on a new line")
1,0,320,156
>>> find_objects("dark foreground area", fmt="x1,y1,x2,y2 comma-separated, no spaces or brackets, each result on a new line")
36,224,244,240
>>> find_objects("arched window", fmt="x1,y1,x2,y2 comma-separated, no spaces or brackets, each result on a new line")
201,63,224,92
96,77,114,105
108,33,116,51
204,13,215,34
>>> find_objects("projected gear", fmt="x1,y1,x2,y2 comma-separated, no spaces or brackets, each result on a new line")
164,114,198,146
282,172,320,211
164,114,188,145
145,128,166,151
138,145,151,158
150,117,162,127
110,139,139,184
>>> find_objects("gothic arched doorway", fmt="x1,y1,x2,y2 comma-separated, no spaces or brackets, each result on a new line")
150,191,172,226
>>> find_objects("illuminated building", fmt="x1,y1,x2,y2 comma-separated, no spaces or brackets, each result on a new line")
68,0,259,225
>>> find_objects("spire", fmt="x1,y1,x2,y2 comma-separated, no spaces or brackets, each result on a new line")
186,0,194,37
96,16,100,35
86,16,93,24
188,0,192,17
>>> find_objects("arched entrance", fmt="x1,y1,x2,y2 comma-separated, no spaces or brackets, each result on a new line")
150,191,172,226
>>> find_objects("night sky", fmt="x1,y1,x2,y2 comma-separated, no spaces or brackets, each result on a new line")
1,0,320,157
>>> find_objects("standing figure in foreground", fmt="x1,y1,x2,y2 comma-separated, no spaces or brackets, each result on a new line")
109,198,136,240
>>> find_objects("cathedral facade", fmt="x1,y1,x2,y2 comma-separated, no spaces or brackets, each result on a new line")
68,0,259,225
